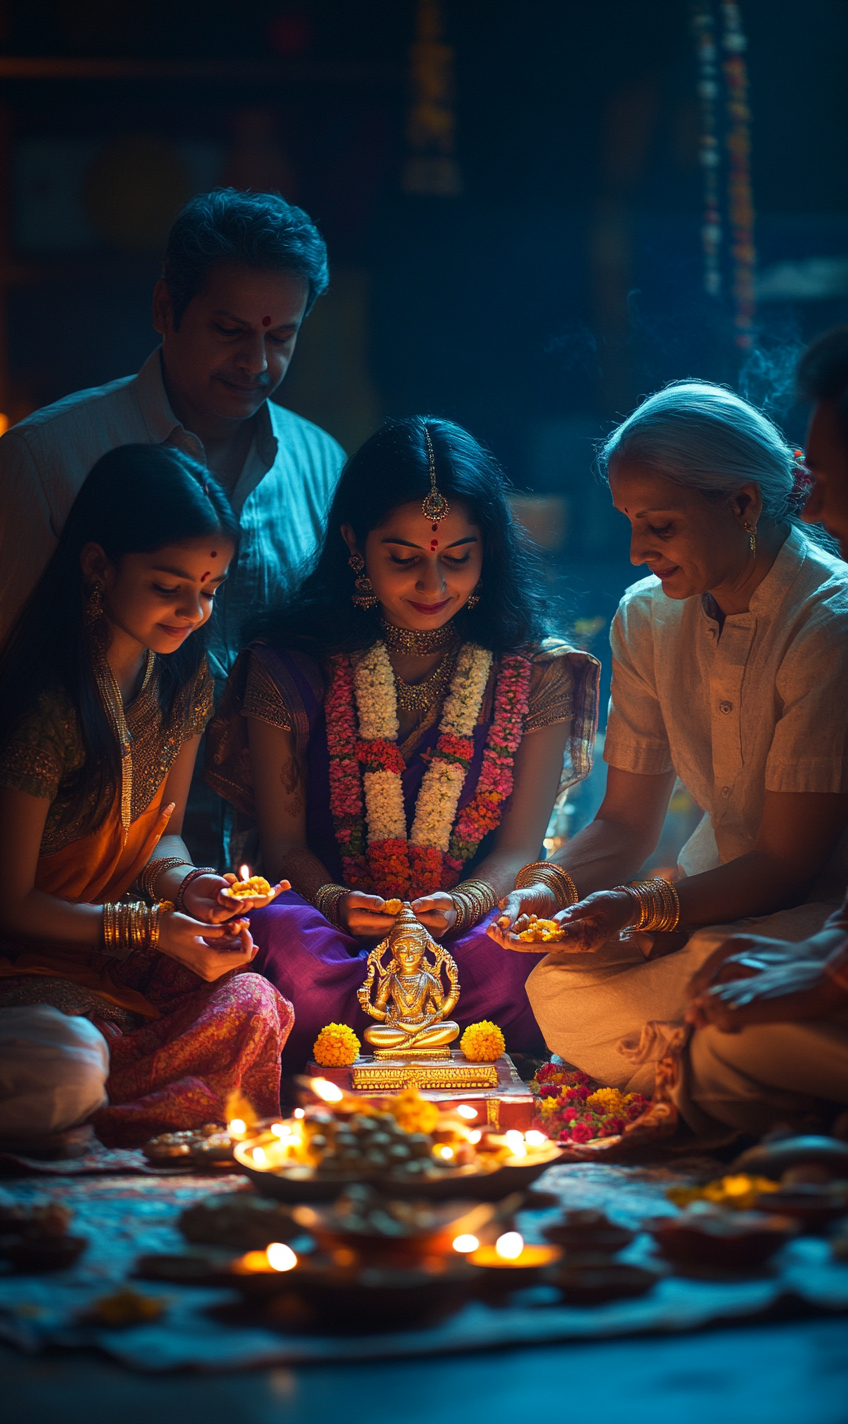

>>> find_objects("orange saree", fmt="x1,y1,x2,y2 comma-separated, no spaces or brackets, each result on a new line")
0,659,293,1145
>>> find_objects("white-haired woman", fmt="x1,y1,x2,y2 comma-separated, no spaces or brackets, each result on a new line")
492,380,848,1107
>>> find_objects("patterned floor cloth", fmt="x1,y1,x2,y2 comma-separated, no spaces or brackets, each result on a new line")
1,1161,847,1370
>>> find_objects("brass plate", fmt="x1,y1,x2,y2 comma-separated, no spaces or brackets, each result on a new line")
351,1062,499,1091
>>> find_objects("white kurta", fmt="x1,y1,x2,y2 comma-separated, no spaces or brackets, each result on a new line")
527,528,848,1092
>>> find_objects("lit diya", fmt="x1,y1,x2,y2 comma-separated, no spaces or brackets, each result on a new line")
464,1230,561,1292
233,1084,563,1202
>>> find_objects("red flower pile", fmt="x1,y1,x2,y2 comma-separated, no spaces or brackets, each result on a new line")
529,1062,650,1145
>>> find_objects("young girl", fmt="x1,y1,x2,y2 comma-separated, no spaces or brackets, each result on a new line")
208,417,599,1070
0,444,292,1146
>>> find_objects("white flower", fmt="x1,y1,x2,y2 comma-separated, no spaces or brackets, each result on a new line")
410,760,467,852
441,645,492,737
363,769,406,844
354,642,398,741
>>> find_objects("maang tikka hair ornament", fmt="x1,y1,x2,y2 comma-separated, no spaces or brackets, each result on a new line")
421,426,450,524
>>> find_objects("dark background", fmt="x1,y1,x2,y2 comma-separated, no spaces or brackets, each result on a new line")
1,0,846,845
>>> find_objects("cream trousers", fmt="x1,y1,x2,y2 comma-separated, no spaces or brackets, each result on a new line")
0,1006,109,1137
525,901,838,1097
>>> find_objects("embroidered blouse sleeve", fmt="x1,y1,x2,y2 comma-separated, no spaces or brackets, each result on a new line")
0,689,81,801
187,661,216,738
242,651,294,733
525,645,575,731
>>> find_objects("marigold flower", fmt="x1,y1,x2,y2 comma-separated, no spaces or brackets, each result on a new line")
460,1020,505,1062
586,1087,628,1113
312,1022,361,1067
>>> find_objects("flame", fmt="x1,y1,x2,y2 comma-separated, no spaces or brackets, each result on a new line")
437,1144,455,1160
456,1104,478,1120
239,864,251,881
524,1129,548,1149
224,1089,257,1132
293,1107,305,1119
266,1242,297,1272
309,1077,344,1103
496,1232,524,1261
467,1129,482,1144
252,1146,267,1165
505,1130,527,1159
270,1122,292,1138
452,1234,479,1253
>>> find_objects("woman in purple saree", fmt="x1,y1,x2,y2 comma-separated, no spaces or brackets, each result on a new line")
207,418,599,1073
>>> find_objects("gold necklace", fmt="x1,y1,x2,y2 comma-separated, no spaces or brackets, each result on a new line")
394,645,458,714
380,618,458,655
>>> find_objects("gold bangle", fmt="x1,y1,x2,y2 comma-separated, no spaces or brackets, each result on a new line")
135,856,191,902
451,878,497,934
616,878,680,933
312,883,348,930
515,860,579,909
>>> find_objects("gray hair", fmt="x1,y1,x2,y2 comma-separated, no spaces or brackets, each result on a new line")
599,380,801,525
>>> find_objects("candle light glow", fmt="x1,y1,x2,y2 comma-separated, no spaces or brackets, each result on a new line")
524,1129,548,1148
228,1118,247,1137
456,1104,478,1120
452,1234,480,1253
252,1146,266,1165
496,1232,524,1260
505,1130,527,1159
266,1242,297,1272
309,1077,344,1103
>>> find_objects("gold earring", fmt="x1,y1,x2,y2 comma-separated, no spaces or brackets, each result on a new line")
466,582,482,610
744,521,757,555
84,580,105,626
348,552,378,610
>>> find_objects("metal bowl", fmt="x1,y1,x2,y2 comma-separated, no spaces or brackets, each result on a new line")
233,1137,563,1203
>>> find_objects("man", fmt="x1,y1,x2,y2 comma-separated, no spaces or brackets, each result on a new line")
0,187,344,670
682,326,848,1135
0,187,345,863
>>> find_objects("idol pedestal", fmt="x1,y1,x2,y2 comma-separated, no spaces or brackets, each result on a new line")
303,1050,536,1131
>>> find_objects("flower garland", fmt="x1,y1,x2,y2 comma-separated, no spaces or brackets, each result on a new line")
325,641,532,900
529,1063,649,1146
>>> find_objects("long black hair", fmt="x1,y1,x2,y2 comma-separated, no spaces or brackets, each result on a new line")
246,416,550,662
0,443,238,834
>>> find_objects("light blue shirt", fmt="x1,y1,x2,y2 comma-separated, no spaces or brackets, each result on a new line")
0,348,346,679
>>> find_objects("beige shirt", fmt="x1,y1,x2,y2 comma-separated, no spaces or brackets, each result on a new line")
0,349,345,681
604,527,848,889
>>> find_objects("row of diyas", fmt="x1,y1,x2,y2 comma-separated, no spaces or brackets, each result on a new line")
231,1077,561,1202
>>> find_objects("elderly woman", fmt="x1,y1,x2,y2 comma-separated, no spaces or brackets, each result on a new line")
493,380,848,1098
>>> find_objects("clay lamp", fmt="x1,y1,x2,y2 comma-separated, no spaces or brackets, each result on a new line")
542,1209,635,1256
465,1231,561,1293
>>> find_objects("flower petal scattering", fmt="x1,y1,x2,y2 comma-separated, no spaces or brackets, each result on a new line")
324,639,531,901
312,1022,361,1068
529,1062,650,1144
460,1021,506,1063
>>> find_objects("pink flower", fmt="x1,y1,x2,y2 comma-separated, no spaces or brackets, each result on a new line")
565,1121,596,1143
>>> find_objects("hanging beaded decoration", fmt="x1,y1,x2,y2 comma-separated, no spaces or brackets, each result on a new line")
690,2,756,350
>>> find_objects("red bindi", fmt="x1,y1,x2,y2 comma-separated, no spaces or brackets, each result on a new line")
262,316,272,327
430,540,438,551
210,551,217,557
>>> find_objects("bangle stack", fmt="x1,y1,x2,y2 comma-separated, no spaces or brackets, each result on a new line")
450,877,498,934
515,860,579,909
313,883,348,930
174,867,217,914
616,878,681,933
101,900,172,960
134,856,191,902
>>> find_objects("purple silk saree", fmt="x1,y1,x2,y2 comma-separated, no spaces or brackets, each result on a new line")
208,643,599,1073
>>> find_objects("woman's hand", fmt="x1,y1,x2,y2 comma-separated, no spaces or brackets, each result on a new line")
495,882,557,934
546,889,635,952
411,892,457,939
157,911,257,982
340,892,401,939
687,954,844,1030
180,873,289,924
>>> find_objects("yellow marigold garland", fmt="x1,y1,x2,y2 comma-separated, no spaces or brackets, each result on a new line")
312,1023,361,1067
460,1020,505,1063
